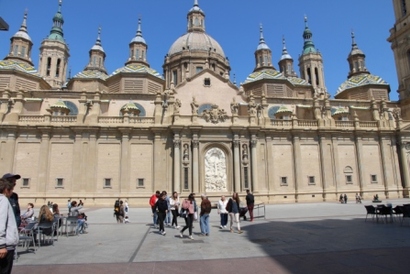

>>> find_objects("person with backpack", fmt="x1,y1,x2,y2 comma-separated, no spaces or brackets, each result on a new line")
149,191,160,228
113,199,120,220
154,193,168,235
180,193,196,240
199,194,211,236
246,189,255,222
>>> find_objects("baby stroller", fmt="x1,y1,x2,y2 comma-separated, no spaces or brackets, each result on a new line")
239,207,248,221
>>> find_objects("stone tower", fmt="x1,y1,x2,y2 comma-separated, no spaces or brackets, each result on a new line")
298,16,327,96
38,0,70,89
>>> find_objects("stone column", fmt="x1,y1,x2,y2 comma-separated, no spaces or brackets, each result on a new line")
152,130,162,193
250,135,258,193
318,134,335,200
38,130,51,197
233,137,241,193
192,136,199,194
292,135,301,201
173,134,181,193
400,141,410,192
85,131,98,194
71,130,83,195
120,129,131,194
354,135,364,194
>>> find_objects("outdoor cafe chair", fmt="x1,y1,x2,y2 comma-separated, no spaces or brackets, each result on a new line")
364,205,376,222
36,220,55,247
65,216,79,236
401,204,410,226
376,205,393,223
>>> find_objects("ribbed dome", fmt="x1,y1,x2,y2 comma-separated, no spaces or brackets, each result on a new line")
168,32,225,58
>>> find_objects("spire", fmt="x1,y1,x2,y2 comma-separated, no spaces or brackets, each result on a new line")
131,18,146,44
280,36,292,60
347,31,368,78
91,27,105,52
12,10,32,42
302,16,317,55
187,0,205,32
47,0,65,42
256,24,270,50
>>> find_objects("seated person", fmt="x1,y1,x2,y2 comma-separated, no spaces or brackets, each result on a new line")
69,201,87,234
77,213,88,234
35,205,54,236
20,203,34,227
52,203,63,229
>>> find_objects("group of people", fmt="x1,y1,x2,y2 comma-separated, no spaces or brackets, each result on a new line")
148,189,256,239
339,194,348,204
113,199,129,224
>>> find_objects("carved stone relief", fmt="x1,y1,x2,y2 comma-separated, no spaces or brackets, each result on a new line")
204,147,227,192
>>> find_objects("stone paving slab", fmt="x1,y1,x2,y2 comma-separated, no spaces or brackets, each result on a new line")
11,198,410,273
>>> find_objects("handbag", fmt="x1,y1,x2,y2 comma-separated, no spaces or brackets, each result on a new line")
179,208,187,218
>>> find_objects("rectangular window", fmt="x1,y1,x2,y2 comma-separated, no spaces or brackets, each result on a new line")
21,46,26,57
308,176,315,185
22,178,30,188
346,175,353,184
371,175,377,183
104,178,111,188
196,66,203,73
137,178,144,187
402,0,407,16
173,70,178,85
281,177,288,186
184,167,189,190
13,45,18,56
244,167,249,189
204,78,211,86
56,178,64,187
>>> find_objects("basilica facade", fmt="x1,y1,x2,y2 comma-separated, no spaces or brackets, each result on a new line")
0,1,409,206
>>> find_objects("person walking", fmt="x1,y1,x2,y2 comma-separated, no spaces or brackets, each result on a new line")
149,191,160,228
245,189,255,222
169,191,180,229
343,194,348,204
180,193,196,240
0,178,19,274
2,173,21,228
217,195,228,229
154,193,168,235
199,194,212,236
227,192,243,234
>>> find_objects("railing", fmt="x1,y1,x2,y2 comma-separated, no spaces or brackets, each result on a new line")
335,120,354,128
360,121,378,128
19,115,45,123
253,203,266,220
271,120,292,127
51,116,77,123
98,117,124,124
298,119,318,127
129,117,154,124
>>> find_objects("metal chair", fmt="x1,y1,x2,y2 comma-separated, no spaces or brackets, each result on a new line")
36,220,55,246
17,221,37,256
364,205,376,222
65,216,79,236
401,204,410,226
376,205,393,223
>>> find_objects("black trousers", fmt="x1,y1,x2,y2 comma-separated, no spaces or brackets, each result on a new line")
157,211,166,231
0,249,14,274
171,209,178,226
181,214,193,235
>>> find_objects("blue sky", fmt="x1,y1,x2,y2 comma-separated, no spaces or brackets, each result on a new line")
0,0,398,100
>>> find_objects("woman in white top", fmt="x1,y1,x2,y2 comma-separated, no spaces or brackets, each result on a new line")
169,191,180,229
217,195,228,229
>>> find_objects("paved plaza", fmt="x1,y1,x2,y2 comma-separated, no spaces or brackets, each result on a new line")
11,198,410,274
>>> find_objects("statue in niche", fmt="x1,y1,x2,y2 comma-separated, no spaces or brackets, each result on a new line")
242,144,249,165
230,97,239,115
248,98,258,116
204,147,227,192
191,96,199,115
392,105,401,121
174,98,181,114
183,144,189,161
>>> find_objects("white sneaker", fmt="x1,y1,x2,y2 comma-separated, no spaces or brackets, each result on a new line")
223,225,227,228
219,225,223,229
189,235,194,240
179,233,183,238
176,225,180,229
162,231,166,236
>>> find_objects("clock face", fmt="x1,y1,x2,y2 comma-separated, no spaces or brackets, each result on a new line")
406,143,410,151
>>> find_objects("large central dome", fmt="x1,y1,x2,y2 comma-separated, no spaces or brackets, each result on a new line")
168,32,225,58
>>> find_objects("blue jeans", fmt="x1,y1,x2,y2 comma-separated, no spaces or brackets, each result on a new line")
200,214,210,235
220,213,228,226
76,219,85,233
151,207,158,226
166,211,171,224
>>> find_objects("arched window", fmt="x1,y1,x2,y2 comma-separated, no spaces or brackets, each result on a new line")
268,106,280,119
136,49,140,60
119,102,146,116
307,67,312,84
56,58,61,77
13,45,18,56
402,0,407,16
63,101,78,115
314,67,320,86
198,104,212,115
46,57,52,76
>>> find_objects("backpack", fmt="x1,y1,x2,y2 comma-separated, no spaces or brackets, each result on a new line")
114,200,120,214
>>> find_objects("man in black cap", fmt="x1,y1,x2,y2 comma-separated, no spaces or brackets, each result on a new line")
2,173,21,227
